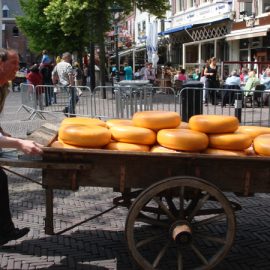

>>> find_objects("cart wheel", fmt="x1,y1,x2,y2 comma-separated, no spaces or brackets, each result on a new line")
125,176,236,270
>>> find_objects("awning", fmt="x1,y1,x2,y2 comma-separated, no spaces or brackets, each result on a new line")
159,24,193,36
226,25,270,41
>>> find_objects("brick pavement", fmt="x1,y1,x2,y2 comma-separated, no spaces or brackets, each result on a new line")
0,92,270,269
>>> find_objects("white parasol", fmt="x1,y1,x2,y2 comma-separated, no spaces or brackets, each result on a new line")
146,22,159,68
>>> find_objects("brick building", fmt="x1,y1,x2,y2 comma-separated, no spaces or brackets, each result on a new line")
1,0,35,66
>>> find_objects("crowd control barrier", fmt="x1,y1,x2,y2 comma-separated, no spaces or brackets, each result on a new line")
18,83,270,126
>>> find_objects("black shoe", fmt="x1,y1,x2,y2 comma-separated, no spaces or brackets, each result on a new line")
0,227,30,246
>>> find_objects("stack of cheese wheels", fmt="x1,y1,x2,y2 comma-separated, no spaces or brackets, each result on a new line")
254,134,270,156
157,129,209,152
105,125,156,152
132,111,181,131
189,115,252,155
56,117,111,149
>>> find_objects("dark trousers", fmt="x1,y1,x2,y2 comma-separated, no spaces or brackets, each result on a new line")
205,79,219,105
0,169,14,233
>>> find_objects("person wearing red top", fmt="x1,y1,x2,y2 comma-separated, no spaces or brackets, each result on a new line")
26,64,44,110
178,68,188,82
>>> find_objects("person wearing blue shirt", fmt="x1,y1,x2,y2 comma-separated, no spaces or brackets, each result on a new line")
40,50,51,65
225,70,241,86
124,63,133,80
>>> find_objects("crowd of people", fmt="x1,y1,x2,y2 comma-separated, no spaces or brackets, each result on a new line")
12,50,90,116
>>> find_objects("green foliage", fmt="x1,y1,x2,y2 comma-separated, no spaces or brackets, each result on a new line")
16,0,170,55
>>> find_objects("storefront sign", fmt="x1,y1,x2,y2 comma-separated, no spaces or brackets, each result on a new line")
172,3,232,28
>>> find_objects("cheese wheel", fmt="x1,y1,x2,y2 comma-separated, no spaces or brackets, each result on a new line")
237,126,270,140
59,125,111,147
51,140,93,149
157,129,209,151
150,145,178,153
209,132,252,151
176,121,189,129
132,111,181,130
110,126,156,145
105,142,149,152
203,148,246,157
106,119,133,128
189,115,239,134
254,134,270,156
60,117,106,128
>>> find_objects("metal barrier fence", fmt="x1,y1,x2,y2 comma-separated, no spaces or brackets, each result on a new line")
178,87,270,126
18,83,270,126
18,84,92,120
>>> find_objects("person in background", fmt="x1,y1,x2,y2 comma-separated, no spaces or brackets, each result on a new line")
225,70,241,87
51,52,77,117
178,68,188,82
244,70,260,95
260,69,270,90
240,68,249,84
39,63,54,106
0,48,43,247
139,61,149,80
143,63,156,84
26,64,44,110
204,57,219,105
110,63,118,84
192,68,201,81
134,68,141,80
55,56,61,64
73,62,83,97
124,63,133,80
40,50,51,66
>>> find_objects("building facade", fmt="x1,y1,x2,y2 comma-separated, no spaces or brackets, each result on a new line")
1,0,34,66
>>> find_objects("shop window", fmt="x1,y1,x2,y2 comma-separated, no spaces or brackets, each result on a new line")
239,50,248,62
240,39,249,49
12,26,19,37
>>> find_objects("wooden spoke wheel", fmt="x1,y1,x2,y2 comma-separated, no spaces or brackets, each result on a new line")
125,176,236,270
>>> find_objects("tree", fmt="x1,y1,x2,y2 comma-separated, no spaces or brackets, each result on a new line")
17,0,170,86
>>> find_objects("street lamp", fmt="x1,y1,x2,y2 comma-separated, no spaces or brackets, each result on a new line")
109,3,124,82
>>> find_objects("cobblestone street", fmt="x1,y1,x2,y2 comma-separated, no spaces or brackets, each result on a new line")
0,92,270,269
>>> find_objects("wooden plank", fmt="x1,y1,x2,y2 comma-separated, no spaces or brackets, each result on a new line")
27,123,59,146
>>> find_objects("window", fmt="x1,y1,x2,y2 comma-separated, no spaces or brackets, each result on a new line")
240,2,252,16
176,0,184,12
190,0,194,8
137,23,141,35
12,27,19,37
142,21,146,32
263,0,270,12
2,4,9,18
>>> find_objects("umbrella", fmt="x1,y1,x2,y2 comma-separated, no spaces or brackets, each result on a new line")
146,22,159,68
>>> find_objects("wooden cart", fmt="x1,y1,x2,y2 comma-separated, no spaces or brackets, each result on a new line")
1,148,270,270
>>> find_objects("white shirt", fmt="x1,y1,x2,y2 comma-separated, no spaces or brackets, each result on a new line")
52,61,73,86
